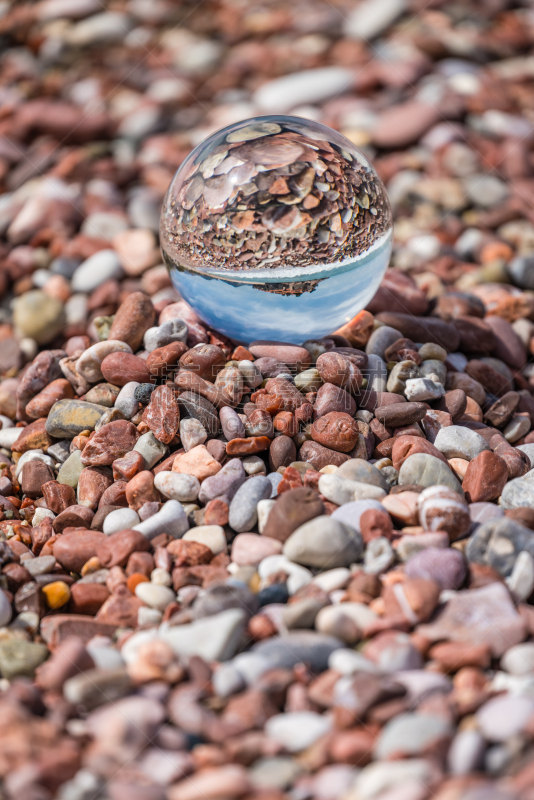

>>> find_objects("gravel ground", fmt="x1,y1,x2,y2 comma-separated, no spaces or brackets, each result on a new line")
1,1,534,799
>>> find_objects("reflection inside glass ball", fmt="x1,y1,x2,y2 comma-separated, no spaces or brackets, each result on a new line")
160,116,392,343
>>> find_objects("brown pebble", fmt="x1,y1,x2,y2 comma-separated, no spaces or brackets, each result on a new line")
107,291,155,352
311,411,359,453
462,450,508,503
100,352,151,386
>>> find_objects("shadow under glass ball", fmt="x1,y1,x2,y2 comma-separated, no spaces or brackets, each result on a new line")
160,115,393,344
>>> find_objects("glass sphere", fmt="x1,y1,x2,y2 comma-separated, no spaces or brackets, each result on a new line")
160,116,392,344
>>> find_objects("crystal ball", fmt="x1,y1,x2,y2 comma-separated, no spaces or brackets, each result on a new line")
160,116,392,344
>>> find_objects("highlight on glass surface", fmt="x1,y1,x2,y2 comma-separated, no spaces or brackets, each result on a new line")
160,115,393,344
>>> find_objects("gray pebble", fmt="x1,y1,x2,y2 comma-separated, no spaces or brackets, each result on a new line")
284,515,363,568
220,406,246,440
228,476,272,532
434,425,489,461
466,516,534,577
71,249,124,293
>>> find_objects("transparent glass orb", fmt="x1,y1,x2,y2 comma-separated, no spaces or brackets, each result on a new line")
160,115,392,344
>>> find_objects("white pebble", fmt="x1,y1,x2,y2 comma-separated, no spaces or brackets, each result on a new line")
103,507,140,535
135,582,175,611
183,525,227,555
151,568,172,586
154,471,200,502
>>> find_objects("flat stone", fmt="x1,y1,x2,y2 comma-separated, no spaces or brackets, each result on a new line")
418,583,526,656
46,399,108,438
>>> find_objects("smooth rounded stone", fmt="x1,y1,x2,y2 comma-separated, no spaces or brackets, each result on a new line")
350,760,439,800
249,756,303,790
337,459,388,491
25,555,56,577
506,550,534,602
228,476,272,532
15,449,54,479
253,630,342,673
265,711,332,753
0,639,49,679
258,555,312,595
374,713,452,760
366,325,403,360
57,450,84,487
516,444,534,468
476,695,534,743
448,729,486,776
364,537,394,574
161,608,247,662
375,402,426,428
199,459,246,506
155,471,200,502
103,507,140,535
328,648,380,675
331,499,386,532
135,582,175,611
231,533,282,565
501,643,534,676
504,412,531,443
0,591,12,627
219,406,245,441
466,516,534,577
313,567,351,593
294,368,323,393
0,427,27,449
114,382,140,420
179,418,208,452
270,435,297,471
242,455,267,476
262,486,324,543
283,515,363,568
133,499,189,541
46,399,109,438
405,547,467,590
183,525,227,555
434,425,489,461
267,472,283,497
399,453,463,495
508,255,534,290
71,249,124,292
144,319,188,352
13,290,65,345
257,498,276,533
254,65,354,110
76,340,132,383
134,431,167,469
404,378,445,402
316,602,377,644
419,358,447,383
237,359,262,389
318,473,357,505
